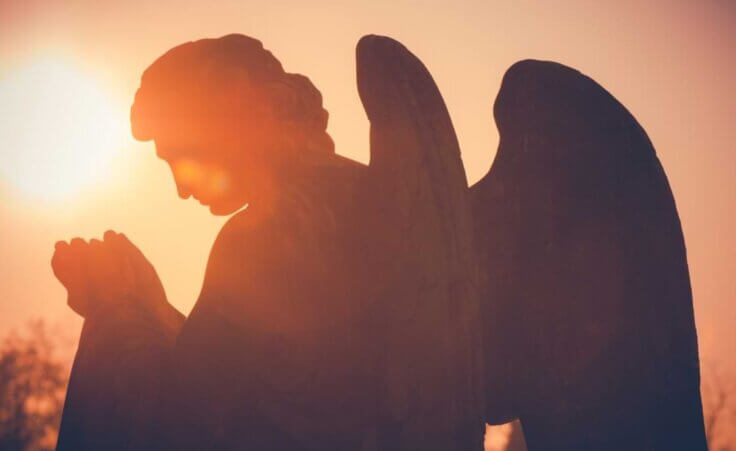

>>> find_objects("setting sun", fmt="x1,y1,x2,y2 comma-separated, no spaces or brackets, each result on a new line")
0,57,126,202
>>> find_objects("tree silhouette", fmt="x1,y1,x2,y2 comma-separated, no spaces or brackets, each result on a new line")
702,361,736,451
0,320,68,451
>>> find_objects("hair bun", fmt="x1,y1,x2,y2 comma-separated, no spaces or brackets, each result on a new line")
130,34,333,156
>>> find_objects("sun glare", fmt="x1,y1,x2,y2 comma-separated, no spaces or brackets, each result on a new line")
0,58,127,202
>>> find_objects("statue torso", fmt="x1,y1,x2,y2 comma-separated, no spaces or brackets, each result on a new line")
171,155,376,450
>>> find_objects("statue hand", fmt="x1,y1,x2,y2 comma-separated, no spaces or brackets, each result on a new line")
52,230,167,318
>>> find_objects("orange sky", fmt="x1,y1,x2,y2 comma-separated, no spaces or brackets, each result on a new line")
0,0,734,431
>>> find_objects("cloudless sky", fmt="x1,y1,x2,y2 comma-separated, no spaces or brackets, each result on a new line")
1,1,734,441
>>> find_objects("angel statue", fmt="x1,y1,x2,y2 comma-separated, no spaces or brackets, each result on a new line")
51,33,706,451
51,34,485,451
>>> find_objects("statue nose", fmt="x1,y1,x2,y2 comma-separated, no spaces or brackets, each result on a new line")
170,159,202,199
171,169,192,199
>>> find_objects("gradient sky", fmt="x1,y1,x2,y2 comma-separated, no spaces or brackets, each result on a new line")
1,0,734,441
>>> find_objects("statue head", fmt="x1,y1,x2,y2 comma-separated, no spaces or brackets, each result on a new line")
130,34,334,215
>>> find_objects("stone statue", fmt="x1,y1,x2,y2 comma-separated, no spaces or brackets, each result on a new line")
52,33,706,451
473,60,707,450
52,34,485,451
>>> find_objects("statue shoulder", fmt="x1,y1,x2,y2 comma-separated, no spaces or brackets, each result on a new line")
215,190,331,247
203,192,336,291
198,157,371,313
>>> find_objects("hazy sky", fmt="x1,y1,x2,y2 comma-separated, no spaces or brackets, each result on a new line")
0,0,734,404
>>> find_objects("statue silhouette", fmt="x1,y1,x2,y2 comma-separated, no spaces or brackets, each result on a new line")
52,34,706,451
52,34,485,451
473,60,707,450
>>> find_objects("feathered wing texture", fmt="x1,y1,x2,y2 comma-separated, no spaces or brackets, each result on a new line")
356,35,485,451
473,60,706,450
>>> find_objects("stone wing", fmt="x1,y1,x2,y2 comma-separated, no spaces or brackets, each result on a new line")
356,35,485,451
472,59,707,449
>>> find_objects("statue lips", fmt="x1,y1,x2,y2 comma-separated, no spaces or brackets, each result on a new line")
189,192,209,206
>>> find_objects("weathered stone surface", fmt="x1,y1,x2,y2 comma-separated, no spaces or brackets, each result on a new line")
58,34,705,451
169,154,376,451
56,34,486,451
473,60,706,450
357,34,485,451
56,300,184,451
61,34,378,451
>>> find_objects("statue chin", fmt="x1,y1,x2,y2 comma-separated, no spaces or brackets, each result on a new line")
208,199,246,216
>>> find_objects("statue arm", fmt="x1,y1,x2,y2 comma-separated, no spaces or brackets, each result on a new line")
55,236,185,451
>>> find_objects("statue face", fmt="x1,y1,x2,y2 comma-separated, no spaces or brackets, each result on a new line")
131,36,334,216
154,140,250,216
150,101,286,216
